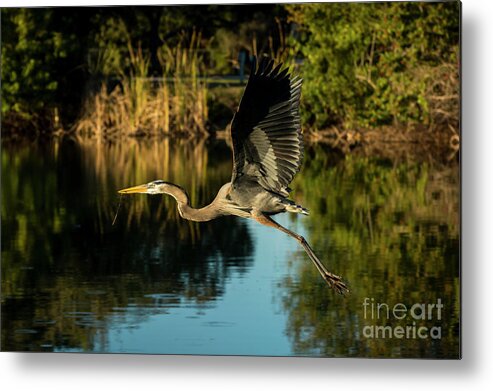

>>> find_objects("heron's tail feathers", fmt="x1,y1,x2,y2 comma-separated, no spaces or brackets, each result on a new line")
285,203,309,215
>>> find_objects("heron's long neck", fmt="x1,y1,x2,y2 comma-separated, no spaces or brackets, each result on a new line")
164,184,223,222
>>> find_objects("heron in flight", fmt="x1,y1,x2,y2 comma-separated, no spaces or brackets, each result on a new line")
119,57,348,294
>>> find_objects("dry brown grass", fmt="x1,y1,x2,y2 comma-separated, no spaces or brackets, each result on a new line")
75,34,209,139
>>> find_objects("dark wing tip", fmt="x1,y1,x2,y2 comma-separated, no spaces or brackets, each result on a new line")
252,55,290,79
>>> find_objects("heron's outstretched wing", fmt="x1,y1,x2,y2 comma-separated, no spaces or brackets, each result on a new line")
230,57,303,197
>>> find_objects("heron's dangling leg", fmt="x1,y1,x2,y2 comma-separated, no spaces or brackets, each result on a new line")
253,213,349,294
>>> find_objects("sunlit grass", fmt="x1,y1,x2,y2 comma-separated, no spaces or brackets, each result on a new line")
76,32,208,138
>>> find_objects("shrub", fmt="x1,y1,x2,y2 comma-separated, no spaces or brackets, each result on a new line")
287,1,460,130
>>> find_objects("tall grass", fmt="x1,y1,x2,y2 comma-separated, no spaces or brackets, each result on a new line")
158,31,209,135
76,32,208,138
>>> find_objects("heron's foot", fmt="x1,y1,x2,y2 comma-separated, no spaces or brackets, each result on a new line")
323,272,350,295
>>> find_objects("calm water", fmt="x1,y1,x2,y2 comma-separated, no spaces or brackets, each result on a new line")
1,137,460,358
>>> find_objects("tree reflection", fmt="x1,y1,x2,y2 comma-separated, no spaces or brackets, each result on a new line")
1,137,254,351
281,144,460,358
1,139,460,357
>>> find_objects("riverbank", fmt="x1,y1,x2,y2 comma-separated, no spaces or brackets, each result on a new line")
2,123,460,169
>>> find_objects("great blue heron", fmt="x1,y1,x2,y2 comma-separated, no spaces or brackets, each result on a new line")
119,57,349,294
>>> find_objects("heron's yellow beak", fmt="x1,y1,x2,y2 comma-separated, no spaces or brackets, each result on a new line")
118,184,148,194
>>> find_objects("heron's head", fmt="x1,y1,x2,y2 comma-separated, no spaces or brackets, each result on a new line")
118,180,189,204
118,180,173,195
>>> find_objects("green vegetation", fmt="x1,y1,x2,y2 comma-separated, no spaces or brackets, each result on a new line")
1,8,86,129
1,3,459,140
286,1,459,131
1,5,287,135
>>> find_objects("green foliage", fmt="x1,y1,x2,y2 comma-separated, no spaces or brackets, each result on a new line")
0,10,103,125
87,17,129,77
2,9,59,116
2,4,460,135
1,5,287,132
286,1,460,129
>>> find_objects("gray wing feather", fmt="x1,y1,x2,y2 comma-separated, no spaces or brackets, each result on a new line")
230,57,303,197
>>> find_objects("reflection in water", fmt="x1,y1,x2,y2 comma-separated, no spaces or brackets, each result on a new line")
1,138,459,357
285,146,460,358
2,138,255,352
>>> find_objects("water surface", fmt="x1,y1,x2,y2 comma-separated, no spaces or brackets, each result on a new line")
1,137,460,357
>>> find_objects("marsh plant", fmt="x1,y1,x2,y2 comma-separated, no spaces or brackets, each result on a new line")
76,31,208,138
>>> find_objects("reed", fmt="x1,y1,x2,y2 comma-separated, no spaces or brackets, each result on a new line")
76,31,209,138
